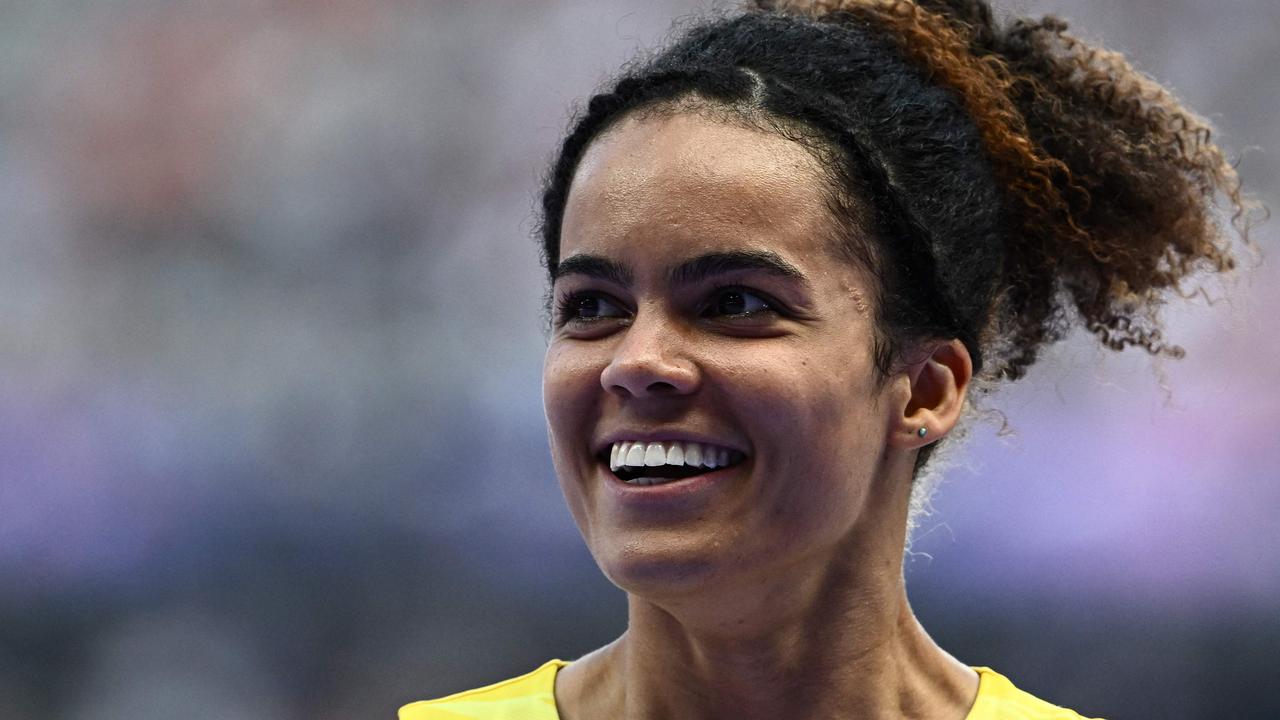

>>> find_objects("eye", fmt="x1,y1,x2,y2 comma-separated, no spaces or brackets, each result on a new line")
557,291,628,324
708,287,773,317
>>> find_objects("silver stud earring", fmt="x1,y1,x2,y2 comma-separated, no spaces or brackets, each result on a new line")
917,427,928,438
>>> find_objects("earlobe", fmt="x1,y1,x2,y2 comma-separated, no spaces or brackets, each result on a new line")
887,339,972,449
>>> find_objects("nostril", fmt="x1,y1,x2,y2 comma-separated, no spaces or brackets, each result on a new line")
600,352,700,398
605,382,636,399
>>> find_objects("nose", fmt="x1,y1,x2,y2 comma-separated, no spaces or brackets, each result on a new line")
600,312,699,399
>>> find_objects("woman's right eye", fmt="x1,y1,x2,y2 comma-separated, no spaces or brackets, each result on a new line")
558,292,628,323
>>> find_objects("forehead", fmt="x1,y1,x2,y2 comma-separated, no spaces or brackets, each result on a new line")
561,112,842,266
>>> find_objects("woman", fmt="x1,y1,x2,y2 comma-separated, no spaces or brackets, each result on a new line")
403,0,1252,717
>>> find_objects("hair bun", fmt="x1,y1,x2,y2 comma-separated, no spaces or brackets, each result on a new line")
974,9,1255,376
748,0,1257,380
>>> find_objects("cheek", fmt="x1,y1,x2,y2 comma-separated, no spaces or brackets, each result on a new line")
542,341,603,463
772,395,882,547
543,341,610,540
719,333,878,430
715,334,883,509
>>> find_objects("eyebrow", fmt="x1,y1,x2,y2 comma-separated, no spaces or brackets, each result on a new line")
668,250,808,288
553,250,809,289
553,254,633,286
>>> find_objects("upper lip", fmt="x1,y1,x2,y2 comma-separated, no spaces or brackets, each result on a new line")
593,430,746,459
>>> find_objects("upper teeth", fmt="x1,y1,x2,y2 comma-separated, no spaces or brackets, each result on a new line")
608,441,741,472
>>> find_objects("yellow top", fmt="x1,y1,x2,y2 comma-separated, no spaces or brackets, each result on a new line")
399,660,1101,719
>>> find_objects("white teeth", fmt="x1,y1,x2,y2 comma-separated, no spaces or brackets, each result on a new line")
683,443,702,466
644,442,665,466
610,442,626,471
606,439,744,474
625,443,646,467
666,444,684,465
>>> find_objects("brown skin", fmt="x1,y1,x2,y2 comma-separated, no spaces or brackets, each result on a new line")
544,112,976,720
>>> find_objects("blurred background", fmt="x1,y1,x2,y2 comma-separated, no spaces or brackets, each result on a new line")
0,1,1276,718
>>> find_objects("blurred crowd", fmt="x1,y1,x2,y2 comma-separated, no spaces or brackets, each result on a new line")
0,1,1276,718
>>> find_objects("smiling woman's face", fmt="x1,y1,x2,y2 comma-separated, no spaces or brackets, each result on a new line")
544,111,903,600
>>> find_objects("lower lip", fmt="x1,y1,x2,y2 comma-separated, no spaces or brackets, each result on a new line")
601,462,741,505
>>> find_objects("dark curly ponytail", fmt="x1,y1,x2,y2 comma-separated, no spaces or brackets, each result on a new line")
537,0,1257,477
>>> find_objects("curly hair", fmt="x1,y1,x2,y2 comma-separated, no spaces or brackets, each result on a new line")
537,0,1256,477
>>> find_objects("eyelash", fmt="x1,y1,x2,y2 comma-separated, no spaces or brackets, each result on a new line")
553,285,781,326
703,284,778,319
553,291,626,326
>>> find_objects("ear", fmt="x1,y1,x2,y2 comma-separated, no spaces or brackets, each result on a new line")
885,338,972,449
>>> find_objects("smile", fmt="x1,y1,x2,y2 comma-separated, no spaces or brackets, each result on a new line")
605,440,747,486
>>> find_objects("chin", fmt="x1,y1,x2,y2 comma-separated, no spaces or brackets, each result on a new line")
595,539,728,600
